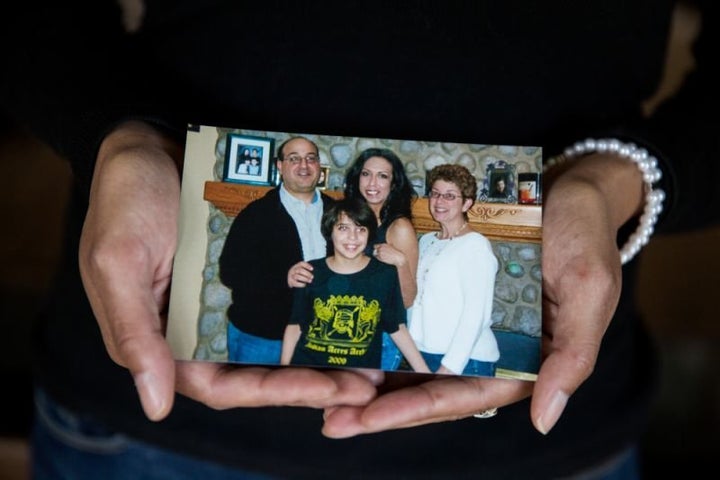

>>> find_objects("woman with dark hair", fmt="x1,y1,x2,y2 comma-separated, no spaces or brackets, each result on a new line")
343,148,418,307
343,148,419,371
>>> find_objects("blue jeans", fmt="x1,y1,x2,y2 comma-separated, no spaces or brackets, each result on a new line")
566,445,641,480
31,388,640,479
227,322,281,365
31,387,276,480
381,331,402,370
420,351,496,377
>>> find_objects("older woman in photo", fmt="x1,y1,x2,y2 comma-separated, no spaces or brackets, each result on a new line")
409,164,500,376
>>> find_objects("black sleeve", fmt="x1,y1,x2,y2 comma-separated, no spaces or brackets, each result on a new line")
636,0,720,232
288,287,307,327
218,196,301,303
218,205,265,293
541,2,720,235
381,265,406,335
569,1,720,234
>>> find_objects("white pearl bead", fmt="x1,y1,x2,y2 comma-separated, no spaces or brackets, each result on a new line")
632,149,648,161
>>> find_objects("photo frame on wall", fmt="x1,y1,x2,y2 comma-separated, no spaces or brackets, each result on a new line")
317,166,331,190
481,162,517,203
223,133,276,186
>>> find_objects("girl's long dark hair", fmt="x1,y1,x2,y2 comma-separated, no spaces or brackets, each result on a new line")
344,148,416,226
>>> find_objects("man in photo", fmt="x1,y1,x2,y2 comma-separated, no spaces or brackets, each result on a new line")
219,136,335,364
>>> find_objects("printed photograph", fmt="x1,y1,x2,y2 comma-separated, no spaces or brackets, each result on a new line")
167,125,543,381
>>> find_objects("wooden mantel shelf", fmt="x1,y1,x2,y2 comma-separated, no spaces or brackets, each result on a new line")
204,181,542,242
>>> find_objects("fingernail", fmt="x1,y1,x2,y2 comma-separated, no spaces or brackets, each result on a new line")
537,389,568,435
135,371,164,420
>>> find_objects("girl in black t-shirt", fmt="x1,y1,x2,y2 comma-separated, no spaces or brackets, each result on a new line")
281,198,429,372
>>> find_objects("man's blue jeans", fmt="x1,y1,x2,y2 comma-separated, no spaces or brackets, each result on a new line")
226,322,281,365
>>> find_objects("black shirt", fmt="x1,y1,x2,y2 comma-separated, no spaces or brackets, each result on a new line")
289,257,405,369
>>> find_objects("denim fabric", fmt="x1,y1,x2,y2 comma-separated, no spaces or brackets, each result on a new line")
380,331,402,371
31,387,276,480
561,446,641,480
227,322,282,365
420,351,496,377
31,386,640,479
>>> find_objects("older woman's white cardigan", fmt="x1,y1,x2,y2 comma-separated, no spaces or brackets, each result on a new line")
409,231,499,374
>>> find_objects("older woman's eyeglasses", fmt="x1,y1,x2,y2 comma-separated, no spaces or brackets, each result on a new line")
285,154,319,165
429,191,461,201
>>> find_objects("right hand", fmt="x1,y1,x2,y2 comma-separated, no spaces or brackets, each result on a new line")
79,121,378,421
288,260,314,287
321,153,646,438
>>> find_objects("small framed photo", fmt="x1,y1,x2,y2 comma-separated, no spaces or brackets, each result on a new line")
317,166,331,190
223,133,275,186
518,172,542,205
481,162,517,203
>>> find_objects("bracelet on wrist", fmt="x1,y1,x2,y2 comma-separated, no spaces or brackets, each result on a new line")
544,138,665,265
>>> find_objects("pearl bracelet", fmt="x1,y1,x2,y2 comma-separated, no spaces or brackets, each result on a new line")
544,138,665,265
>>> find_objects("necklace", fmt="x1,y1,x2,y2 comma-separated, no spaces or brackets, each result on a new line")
417,223,467,306
437,221,467,240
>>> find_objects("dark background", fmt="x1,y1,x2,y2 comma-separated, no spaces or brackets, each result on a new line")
0,2,717,478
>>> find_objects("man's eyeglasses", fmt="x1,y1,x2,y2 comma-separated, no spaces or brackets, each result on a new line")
284,154,319,165
429,191,462,201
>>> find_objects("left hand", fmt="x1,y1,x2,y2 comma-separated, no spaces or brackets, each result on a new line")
80,121,379,421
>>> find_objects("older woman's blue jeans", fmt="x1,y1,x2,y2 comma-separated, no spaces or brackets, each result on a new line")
420,351,496,377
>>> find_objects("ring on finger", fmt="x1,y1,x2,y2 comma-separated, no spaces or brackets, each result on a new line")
473,408,498,419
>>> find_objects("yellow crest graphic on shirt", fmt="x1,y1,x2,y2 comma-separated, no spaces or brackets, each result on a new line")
307,295,381,348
